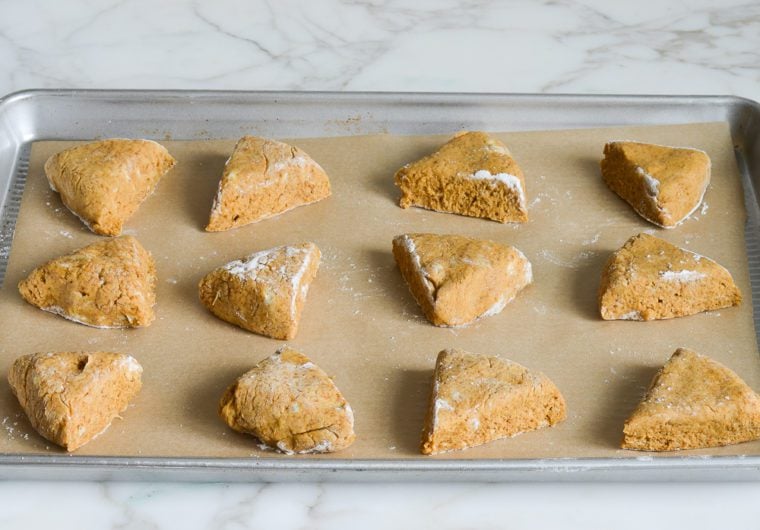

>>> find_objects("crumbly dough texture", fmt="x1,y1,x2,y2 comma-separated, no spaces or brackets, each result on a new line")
421,349,566,455
600,141,711,228
7,351,143,451
218,347,355,454
206,136,331,231
18,235,157,328
394,131,528,223
198,243,320,340
598,233,741,321
44,138,176,236
623,348,760,451
392,233,532,327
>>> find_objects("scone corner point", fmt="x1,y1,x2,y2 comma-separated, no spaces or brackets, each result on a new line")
622,348,760,451
44,138,176,236
7,351,143,451
394,131,528,223
392,233,532,327
218,347,355,454
198,243,321,340
421,348,566,455
600,140,710,228
598,232,741,321
17,235,157,329
205,136,331,232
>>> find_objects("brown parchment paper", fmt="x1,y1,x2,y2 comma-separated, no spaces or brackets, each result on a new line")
0,122,757,461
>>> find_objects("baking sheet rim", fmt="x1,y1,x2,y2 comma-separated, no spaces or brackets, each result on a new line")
2,90,760,480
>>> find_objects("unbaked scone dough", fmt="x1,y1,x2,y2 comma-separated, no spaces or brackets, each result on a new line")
206,136,331,231
598,233,741,321
392,233,532,327
623,348,760,451
219,347,355,454
198,243,320,340
600,141,710,228
18,235,157,328
394,131,528,223
45,139,176,236
8,351,143,451
421,349,566,455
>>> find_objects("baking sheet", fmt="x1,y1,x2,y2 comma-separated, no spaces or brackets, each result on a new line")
0,122,757,462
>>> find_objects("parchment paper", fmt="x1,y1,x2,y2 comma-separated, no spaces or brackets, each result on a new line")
0,122,757,461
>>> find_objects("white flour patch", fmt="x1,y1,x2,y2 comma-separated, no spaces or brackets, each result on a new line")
2,415,29,442
528,191,558,210
538,249,598,269
581,233,600,246
660,270,705,282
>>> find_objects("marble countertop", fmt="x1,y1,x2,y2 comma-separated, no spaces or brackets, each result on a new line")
2,0,758,98
2,1,760,528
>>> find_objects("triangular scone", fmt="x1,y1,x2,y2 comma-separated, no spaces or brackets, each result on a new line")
421,349,566,455
601,141,711,228
206,136,331,231
18,236,157,328
623,348,760,451
219,347,355,454
198,243,320,340
8,352,143,451
392,233,532,327
45,139,176,236
598,233,741,321
394,131,528,223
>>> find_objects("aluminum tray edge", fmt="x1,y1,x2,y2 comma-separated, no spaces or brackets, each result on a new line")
2,89,760,481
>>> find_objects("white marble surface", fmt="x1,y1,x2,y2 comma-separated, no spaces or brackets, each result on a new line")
2,0,760,528
1,0,759,99
2,481,760,529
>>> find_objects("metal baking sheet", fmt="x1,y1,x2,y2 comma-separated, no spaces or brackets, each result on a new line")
1,90,760,482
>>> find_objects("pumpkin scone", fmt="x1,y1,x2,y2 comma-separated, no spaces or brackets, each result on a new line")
600,141,711,228
598,233,741,321
421,349,566,455
8,351,143,451
45,139,176,236
623,348,760,451
198,243,320,340
206,136,331,231
394,131,528,223
392,233,532,327
18,235,157,328
219,347,355,454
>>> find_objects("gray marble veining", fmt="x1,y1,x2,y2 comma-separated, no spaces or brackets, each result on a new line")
0,0,758,98
1,1,760,528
